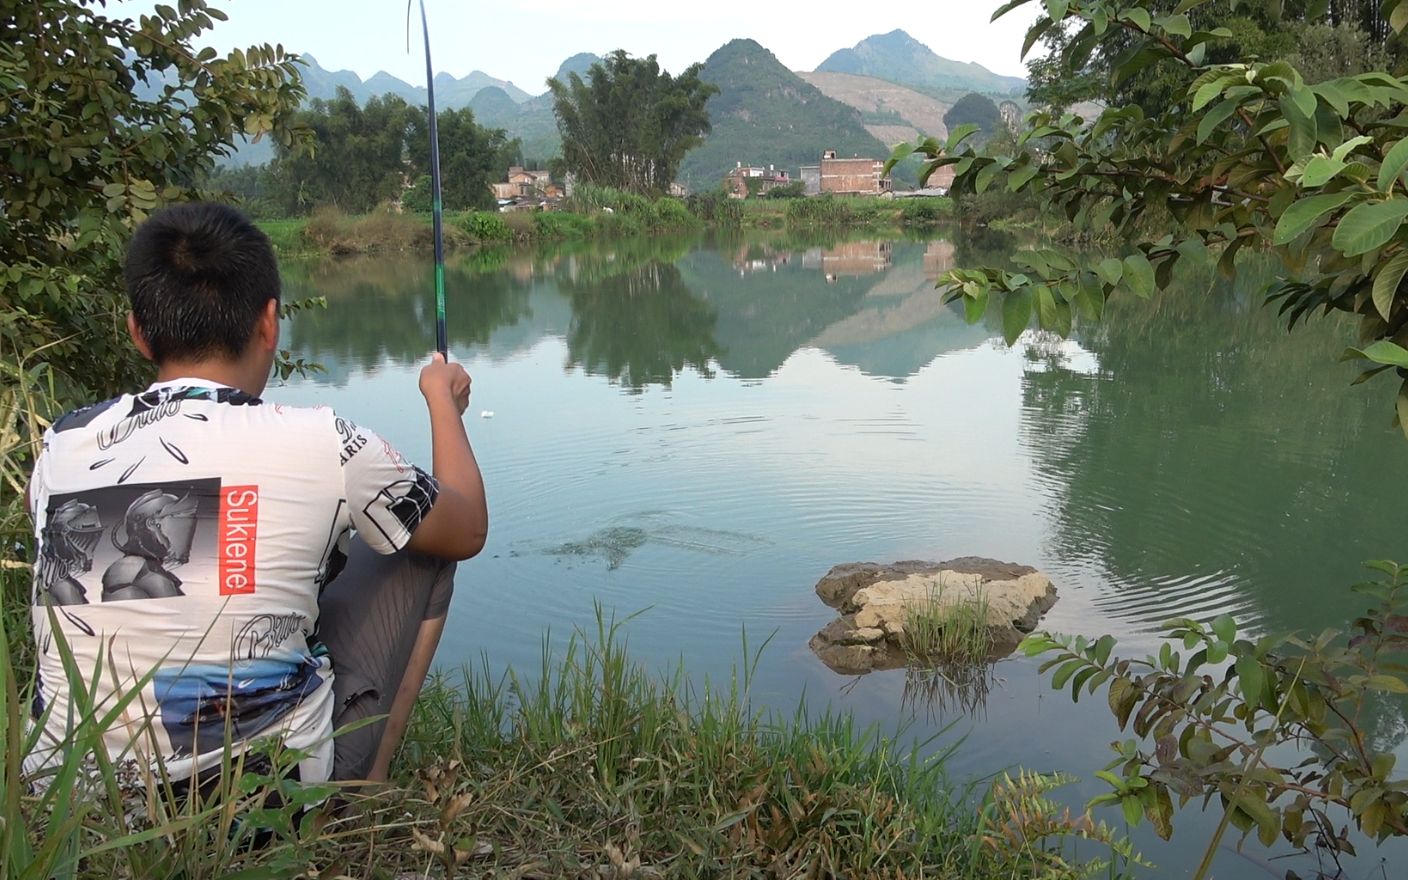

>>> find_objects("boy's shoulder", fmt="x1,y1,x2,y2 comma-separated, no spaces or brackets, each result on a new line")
50,396,125,435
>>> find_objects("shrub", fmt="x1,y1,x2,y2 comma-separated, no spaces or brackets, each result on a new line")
766,181,807,199
785,195,856,227
650,197,694,228
901,198,951,225
532,212,593,240
402,174,433,213
300,203,458,255
459,211,511,243
567,183,650,216
1022,560,1408,865
686,191,743,227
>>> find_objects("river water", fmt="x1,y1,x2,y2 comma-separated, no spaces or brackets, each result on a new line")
277,229,1408,878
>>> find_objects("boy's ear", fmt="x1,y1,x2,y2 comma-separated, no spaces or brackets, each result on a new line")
258,298,280,351
126,312,155,362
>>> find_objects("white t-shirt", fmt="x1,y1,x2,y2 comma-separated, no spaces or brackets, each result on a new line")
25,379,438,783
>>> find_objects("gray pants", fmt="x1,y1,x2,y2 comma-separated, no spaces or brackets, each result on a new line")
316,539,455,780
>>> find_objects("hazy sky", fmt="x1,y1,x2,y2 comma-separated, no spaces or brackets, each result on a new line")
121,0,1041,93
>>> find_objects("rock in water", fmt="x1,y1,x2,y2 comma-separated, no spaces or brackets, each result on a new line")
809,558,1058,675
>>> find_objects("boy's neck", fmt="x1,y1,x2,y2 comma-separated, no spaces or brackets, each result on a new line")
154,359,267,398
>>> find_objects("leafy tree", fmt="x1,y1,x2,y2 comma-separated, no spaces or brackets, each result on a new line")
267,88,415,214
1025,1,1405,115
2,0,309,412
548,50,716,196
943,93,1003,140
407,107,520,211
255,90,518,215
891,0,1408,866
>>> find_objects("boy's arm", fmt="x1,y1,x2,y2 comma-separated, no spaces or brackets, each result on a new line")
404,354,488,561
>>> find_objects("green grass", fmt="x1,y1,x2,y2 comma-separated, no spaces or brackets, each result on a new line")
254,218,309,255
899,578,994,666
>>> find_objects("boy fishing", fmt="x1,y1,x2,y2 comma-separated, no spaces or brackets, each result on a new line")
25,201,488,786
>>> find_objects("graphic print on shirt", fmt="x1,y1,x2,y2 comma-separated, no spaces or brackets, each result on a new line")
152,654,323,758
361,467,439,548
37,478,222,606
72,386,262,485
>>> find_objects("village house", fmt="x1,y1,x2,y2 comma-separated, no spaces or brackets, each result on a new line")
815,150,892,196
723,162,792,198
494,166,561,202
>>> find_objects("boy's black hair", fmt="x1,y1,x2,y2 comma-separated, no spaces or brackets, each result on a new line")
123,203,281,363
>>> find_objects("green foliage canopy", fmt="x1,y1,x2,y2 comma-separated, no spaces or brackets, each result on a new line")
944,92,1004,141
1026,1,1404,115
548,50,716,196
261,88,519,215
2,0,309,406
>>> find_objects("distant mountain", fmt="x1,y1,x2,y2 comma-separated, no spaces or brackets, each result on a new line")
816,30,1025,99
553,53,601,83
297,55,532,108
297,55,366,101
468,86,522,127
679,39,890,190
797,71,950,147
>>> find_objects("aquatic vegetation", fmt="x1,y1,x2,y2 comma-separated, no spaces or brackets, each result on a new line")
543,525,650,570
536,515,767,570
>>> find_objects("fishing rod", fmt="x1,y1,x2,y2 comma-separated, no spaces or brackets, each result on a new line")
412,0,448,358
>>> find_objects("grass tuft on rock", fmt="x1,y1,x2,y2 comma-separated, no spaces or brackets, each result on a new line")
899,579,994,667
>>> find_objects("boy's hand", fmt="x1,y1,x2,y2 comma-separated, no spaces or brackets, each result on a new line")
419,353,471,415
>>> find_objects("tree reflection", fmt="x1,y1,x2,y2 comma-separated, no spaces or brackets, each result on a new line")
1017,253,1408,751
556,256,722,393
281,254,533,384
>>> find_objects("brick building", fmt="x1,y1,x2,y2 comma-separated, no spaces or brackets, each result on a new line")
818,150,891,196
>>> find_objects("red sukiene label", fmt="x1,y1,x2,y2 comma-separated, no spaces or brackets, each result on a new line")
218,485,258,595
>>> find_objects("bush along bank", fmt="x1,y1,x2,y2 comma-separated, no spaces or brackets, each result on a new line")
255,189,955,256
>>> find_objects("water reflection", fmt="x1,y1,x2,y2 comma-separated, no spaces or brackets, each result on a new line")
558,258,721,393
282,255,532,385
278,229,1408,877
1017,256,1404,637
284,232,993,387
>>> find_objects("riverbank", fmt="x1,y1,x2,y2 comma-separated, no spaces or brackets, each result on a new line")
255,190,953,258
0,594,1133,878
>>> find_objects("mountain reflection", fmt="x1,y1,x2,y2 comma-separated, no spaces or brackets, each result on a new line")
281,231,994,389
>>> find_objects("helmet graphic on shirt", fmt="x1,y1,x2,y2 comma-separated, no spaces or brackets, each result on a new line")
37,499,103,605
112,489,200,564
